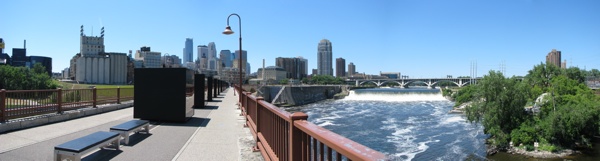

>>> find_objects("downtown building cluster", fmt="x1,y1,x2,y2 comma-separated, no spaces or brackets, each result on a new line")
0,38,53,77
184,39,251,84
63,26,254,85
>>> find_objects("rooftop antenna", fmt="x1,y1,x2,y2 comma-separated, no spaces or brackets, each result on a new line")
101,27,104,38
80,25,84,36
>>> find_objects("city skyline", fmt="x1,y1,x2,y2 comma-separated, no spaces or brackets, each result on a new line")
1,0,599,77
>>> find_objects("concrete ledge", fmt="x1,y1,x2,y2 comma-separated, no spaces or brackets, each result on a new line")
20,117,49,129
83,108,99,115
0,122,21,133
48,114,70,123
0,102,134,134
67,111,84,119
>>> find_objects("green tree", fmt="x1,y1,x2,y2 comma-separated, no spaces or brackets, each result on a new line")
524,63,563,101
565,67,586,84
279,79,289,85
0,63,57,90
465,71,529,147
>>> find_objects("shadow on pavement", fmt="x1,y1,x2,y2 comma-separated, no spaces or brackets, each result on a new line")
83,149,123,161
161,117,210,128
203,105,219,110
124,133,153,146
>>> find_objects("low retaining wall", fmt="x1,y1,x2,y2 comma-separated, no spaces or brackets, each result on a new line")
0,101,134,133
260,86,342,106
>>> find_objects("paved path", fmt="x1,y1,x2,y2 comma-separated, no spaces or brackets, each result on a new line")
0,88,263,161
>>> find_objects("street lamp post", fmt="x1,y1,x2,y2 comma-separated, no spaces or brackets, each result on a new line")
223,13,242,102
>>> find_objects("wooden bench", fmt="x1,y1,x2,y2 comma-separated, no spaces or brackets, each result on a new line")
109,120,150,145
54,131,120,161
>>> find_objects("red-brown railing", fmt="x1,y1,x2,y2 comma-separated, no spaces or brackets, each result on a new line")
235,85,386,161
0,87,134,122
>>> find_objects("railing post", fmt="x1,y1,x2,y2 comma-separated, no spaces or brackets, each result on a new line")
238,85,242,104
57,88,63,114
252,97,263,152
92,87,97,108
1,89,6,122
117,87,121,104
289,112,309,161
244,92,251,110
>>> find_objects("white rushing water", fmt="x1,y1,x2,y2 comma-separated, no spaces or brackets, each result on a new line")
290,88,488,161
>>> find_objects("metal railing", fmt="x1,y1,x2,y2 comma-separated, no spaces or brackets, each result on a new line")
0,87,134,122
236,86,386,161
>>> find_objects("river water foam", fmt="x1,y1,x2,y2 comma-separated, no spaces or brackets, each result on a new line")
287,88,488,160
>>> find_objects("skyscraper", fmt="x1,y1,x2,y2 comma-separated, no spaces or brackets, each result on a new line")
219,50,232,67
336,57,346,77
348,62,356,77
197,45,208,70
183,38,193,63
207,42,217,70
317,39,333,76
546,49,562,68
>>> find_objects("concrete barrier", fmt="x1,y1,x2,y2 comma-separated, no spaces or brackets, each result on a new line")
260,85,342,106
0,102,134,134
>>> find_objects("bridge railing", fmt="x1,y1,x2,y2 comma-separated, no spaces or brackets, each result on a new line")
236,85,387,161
0,87,133,122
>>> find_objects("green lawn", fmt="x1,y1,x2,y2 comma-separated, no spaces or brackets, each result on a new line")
58,82,133,89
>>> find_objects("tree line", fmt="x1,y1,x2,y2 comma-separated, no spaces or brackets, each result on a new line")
0,63,58,90
455,63,600,151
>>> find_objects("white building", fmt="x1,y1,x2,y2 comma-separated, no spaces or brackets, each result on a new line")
135,47,162,68
80,26,105,56
74,26,127,84
254,66,287,84
75,53,127,84
62,67,70,79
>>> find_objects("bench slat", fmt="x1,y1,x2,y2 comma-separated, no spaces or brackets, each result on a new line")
110,120,149,131
55,131,120,153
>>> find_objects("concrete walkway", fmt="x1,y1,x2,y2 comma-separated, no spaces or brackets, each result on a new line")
0,88,263,161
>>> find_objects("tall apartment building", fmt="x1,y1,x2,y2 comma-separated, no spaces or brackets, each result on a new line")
336,57,346,77
317,39,333,76
297,57,308,78
183,38,193,63
276,57,308,79
546,49,562,68
348,62,356,77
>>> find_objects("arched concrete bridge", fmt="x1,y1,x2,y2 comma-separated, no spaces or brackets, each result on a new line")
349,78,481,88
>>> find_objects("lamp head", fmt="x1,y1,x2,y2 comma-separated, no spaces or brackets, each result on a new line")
223,26,234,35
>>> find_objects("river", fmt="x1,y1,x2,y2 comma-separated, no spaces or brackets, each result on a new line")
284,87,600,161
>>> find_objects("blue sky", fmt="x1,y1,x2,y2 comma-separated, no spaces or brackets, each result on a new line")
1,0,599,78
